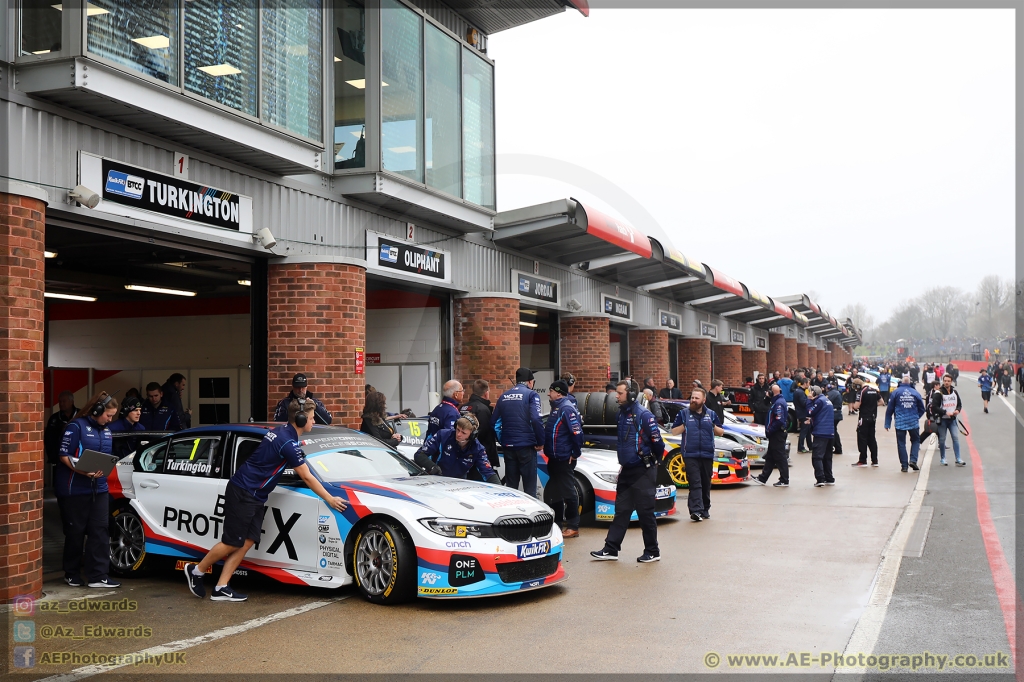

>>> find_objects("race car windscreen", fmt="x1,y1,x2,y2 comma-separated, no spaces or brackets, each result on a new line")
304,447,421,480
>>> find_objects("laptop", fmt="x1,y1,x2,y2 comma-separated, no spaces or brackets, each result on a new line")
75,450,120,477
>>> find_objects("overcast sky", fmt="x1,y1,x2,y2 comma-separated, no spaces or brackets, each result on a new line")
488,9,1014,323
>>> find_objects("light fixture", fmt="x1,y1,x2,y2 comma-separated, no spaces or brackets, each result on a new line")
45,292,96,302
334,56,341,63
131,35,170,49
44,251,57,259
32,50,51,55
237,279,251,287
345,79,388,89
51,3,109,16
163,262,191,268
519,321,538,328
198,63,241,77
125,284,196,297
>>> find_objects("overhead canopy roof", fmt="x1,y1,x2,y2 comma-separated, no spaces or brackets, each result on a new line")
777,294,853,341
445,0,588,34
492,198,652,265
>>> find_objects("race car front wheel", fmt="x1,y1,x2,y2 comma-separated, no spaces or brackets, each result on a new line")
353,520,416,605
109,507,153,577
665,450,689,488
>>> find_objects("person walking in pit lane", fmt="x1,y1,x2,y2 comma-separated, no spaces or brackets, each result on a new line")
851,379,881,467
977,369,993,414
750,383,790,487
670,386,725,519
544,380,584,538
793,378,811,454
931,374,964,466
876,367,892,405
185,399,348,602
884,375,927,473
806,386,836,487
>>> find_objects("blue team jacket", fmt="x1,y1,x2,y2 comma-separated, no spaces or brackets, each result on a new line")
55,416,112,497
426,397,461,440
766,394,789,436
140,400,181,431
674,404,720,458
491,384,545,448
617,401,665,467
807,395,835,436
414,429,496,480
884,384,926,431
544,397,584,461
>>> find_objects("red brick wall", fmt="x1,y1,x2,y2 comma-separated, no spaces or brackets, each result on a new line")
0,193,45,601
628,329,669,390
824,350,833,369
816,349,825,369
828,342,840,369
560,316,610,393
796,342,808,368
268,263,366,429
784,337,798,371
453,296,520,396
742,349,768,381
678,337,712,388
713,344,743,386
767,332,785,376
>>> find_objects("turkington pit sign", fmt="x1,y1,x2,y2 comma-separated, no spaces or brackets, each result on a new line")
101,158,243,231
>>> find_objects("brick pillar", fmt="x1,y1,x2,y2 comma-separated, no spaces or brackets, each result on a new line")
824,350,833,368
560,315,610,393
767,332,785,375
678,337,712,388
828,342,840,369
784,337,798,371
453,294,520,395
712,344,743,386
742,349,768,381
628,329,669,390
796,342,808,369
268,263,366,429
0,190,46,601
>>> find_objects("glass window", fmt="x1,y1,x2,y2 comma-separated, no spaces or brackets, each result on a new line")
381,0,423,182
165,436,223,478
261,0,323,141
333,0,366,170
86,0,179,84
462,48,495,209
20,0,62,56
135,440,168,473
233,437,262,475
424,24,461,197
185,0,258,116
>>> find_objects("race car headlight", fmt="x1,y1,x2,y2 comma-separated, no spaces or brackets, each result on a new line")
595,471,619,484
419,518,496,538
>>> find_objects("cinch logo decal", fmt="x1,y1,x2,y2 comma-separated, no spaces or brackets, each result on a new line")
105,170,145,199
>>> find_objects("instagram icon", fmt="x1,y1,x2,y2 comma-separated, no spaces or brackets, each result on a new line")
12,594,35,616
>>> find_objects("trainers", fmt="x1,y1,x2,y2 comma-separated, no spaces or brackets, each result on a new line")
984,407,989,413
825,481,836,486
798,449,811,454
852,462,868,467
773,481,789,487
956,460,966,467
750,477,766,485
637,552,660,563
871,463,879,467
901,467,908,472
689,512,703,522
562,528,579,539
940,459,948,466
210,585,247,602
701,512,711,520
184,563,206,599
909,462,919,471
590,549,618,561
814,481,826,487
87,578,121,588
64,575,82,587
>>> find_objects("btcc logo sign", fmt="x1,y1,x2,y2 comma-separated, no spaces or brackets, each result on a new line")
105,171,145,199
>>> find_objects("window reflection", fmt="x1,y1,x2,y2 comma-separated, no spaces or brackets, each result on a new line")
334,0,366,169
261,0,323,141
462,48,495,209
86,0,179,84
184,0,258,116
381,0,423,182
425,25,461,198
21,0,62,56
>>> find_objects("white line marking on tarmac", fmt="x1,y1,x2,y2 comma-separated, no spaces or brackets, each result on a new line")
997,394,1024,429
836,440,935,679
33,596,349,682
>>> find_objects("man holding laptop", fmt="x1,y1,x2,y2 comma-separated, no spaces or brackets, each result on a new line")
55,391,123,588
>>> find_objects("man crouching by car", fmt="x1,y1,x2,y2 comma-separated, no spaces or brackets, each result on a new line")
414,414,501,484
184,399,347,602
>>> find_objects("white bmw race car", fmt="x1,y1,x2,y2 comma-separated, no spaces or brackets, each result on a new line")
108,424,566,604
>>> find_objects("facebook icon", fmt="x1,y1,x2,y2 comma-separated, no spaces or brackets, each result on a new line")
13,646,35,668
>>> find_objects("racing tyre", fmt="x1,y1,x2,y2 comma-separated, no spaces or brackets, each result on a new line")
574,474,595,525
109,506,153,577
352,519,416,605
664,448,689,488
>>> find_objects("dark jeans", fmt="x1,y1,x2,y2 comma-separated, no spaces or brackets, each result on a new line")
829,419,843,454
895,428,920,468
798,421,812,451
603,465,658,555
57,492,110,583
758,430,789,484
546,457,580,530
504,446,539,498
811,435,834,483
857,419,878,464
753,410,768,427
683,456,714,515
880,390,890,405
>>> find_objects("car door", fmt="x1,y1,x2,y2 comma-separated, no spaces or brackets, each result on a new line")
132,433,228,554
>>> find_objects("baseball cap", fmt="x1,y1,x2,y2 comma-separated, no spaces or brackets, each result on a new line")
549,380,569,396
515,367,534,382
292,373,308,388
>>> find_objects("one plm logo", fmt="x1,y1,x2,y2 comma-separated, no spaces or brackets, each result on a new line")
104,170,145,199
518,277,531,294
380,244,399,264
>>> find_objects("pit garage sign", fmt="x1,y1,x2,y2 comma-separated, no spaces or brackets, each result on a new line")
366,231,451,284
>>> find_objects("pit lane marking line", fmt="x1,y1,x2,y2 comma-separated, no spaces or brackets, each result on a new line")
835,440,935,679
33,595,350,682
996,393,1024,430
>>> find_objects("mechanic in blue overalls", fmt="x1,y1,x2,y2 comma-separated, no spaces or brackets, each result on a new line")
414,414,500,483
670,385,724,522
108,396,146,460
544,380,584,538
184,399,347,602
559,373,578,407
591,380,665,563
491,368,545,498
55,392,121,589
426,380,464,440
884,375,927,472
